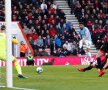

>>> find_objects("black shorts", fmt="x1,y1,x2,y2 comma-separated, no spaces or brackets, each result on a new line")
100,42,108,54
96,56,107,68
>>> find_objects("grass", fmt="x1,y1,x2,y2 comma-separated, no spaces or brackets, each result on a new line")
0,65,108,90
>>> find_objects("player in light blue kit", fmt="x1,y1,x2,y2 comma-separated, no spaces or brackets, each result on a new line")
78,23,92,64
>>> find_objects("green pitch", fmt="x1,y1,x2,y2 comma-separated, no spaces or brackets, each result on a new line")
1,66,108,90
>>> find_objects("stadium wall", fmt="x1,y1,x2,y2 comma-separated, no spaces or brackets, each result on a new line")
0,56,98,67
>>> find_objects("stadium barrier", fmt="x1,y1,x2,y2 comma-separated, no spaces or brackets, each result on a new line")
0,56,98,67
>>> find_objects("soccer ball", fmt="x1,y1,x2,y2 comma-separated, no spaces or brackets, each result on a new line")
36,67,43,74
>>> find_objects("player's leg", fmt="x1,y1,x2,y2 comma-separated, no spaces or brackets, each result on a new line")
79,39,83,49
78,62,97,72
97,42,108,70
78,40,93,72
96,51,104,69
103,60,108,69
85,40,92,65
78,65,93,72
0,52,27,78
12,57,28,78
0,51,23,76
98,54,108,77
86,48,92,65
96,50,105,77
79,39,84,54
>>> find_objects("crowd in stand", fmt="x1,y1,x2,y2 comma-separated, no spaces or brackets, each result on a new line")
0,0,5,21
69,0,108,49
1,0,108,56
0,0,81,56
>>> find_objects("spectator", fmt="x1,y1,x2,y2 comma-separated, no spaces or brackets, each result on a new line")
53,47,65,57
19,41,28,57
63,41,72,53
49,24,56,37
54,34,61,47
62,47,70,56
39,48,49,56
87,20,93,29
103,20,108,34
49,5,56,14
28,36,34,49
48,15,56,24
45,35,52,48
51,2,57,9
58,19,65,29
61,24,67,35
50,40,58,55
99,10,104,18
71,41,77,54
94,20,99,29
68,24,77,40
61,35,66,45
95,40,102,49
34,35,44,51
23,25,30,35
55,24,61,35
66,21,71,31
41,2,47,10
59,10,66,20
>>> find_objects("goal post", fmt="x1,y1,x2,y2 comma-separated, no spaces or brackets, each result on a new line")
5,0,13,88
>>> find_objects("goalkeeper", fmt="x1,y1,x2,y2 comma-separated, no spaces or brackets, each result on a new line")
0,25,27,78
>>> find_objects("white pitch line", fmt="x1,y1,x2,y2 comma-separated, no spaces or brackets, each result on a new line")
0,85,6,88
0,86,38,90
12,87,37,90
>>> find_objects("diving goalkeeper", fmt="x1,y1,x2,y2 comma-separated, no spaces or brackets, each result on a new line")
0,25,27,78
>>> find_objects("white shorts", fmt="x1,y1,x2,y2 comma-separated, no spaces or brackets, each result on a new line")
84,40,92,49
79,39,92,49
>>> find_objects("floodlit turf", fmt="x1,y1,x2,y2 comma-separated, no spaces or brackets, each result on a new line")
0,65,108,90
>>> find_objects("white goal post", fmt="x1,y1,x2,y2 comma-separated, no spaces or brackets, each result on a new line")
0,0,34,89
0,0,35,89
5,0,13,88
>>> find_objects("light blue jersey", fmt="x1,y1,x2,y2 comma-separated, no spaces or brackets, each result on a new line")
79,27,92,41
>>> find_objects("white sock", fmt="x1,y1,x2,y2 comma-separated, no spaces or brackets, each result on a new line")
79,40,83,49
87,52,92,62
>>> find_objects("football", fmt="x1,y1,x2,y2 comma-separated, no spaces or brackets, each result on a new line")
36,67,43,74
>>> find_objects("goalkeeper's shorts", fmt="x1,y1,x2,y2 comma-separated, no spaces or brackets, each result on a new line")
0,50,15,61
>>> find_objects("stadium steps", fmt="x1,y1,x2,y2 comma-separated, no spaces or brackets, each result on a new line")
55,0,98,55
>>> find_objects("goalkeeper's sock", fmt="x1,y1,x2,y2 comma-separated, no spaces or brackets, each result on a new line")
14,61,22,75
